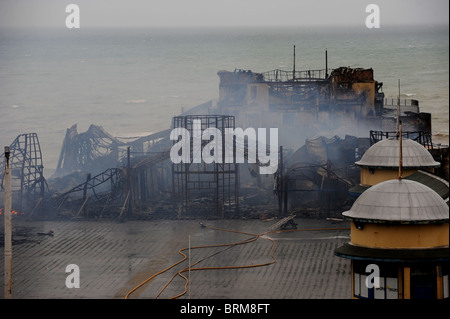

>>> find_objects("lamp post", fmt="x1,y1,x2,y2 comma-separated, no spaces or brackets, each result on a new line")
4,146,12,298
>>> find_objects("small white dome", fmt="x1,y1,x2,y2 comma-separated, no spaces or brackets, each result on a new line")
343,179,449,223
355,138,440,169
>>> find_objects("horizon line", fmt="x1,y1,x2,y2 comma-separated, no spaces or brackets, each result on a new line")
0,22,448,30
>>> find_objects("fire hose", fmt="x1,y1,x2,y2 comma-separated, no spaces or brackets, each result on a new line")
124,224,349,299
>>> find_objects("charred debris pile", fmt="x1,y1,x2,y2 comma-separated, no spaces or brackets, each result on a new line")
1,65,448,221
0,125,372,221
1,125,446,222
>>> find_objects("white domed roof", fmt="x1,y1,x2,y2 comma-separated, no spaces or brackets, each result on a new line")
355,138,440,168
343,179,449,223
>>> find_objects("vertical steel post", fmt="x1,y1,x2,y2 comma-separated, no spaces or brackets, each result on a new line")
293,45,296,81
396,79,401,138
82,173,91,217
399,121,403,179
4,146,12,299
278,146,283,216
127,146,132,216
188,234,191,299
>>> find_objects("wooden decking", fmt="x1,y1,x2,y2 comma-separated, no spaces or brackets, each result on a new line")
0,217,351,299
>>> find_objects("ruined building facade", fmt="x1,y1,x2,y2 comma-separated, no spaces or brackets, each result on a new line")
216,67,431,149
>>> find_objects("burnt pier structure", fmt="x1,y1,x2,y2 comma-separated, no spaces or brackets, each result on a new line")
1,62,447,220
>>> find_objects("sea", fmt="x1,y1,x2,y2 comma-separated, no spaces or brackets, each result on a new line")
0,25,448,177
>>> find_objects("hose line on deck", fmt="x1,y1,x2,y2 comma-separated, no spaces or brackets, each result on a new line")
124,224,349,299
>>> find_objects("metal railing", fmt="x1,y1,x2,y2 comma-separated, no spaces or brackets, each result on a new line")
370,130,433,148
383,98,419,107
262,69,328,82
383,98,419,113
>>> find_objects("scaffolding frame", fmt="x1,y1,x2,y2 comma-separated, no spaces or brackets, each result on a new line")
171,115,239,217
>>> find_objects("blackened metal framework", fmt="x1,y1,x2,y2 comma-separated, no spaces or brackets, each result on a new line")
171,115,239,217
1,133,49,213
370,130,433,148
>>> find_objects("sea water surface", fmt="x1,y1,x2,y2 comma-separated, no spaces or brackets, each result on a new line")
0,25,448,176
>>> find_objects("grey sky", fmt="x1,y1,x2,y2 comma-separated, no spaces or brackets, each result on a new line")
0,0,448,29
